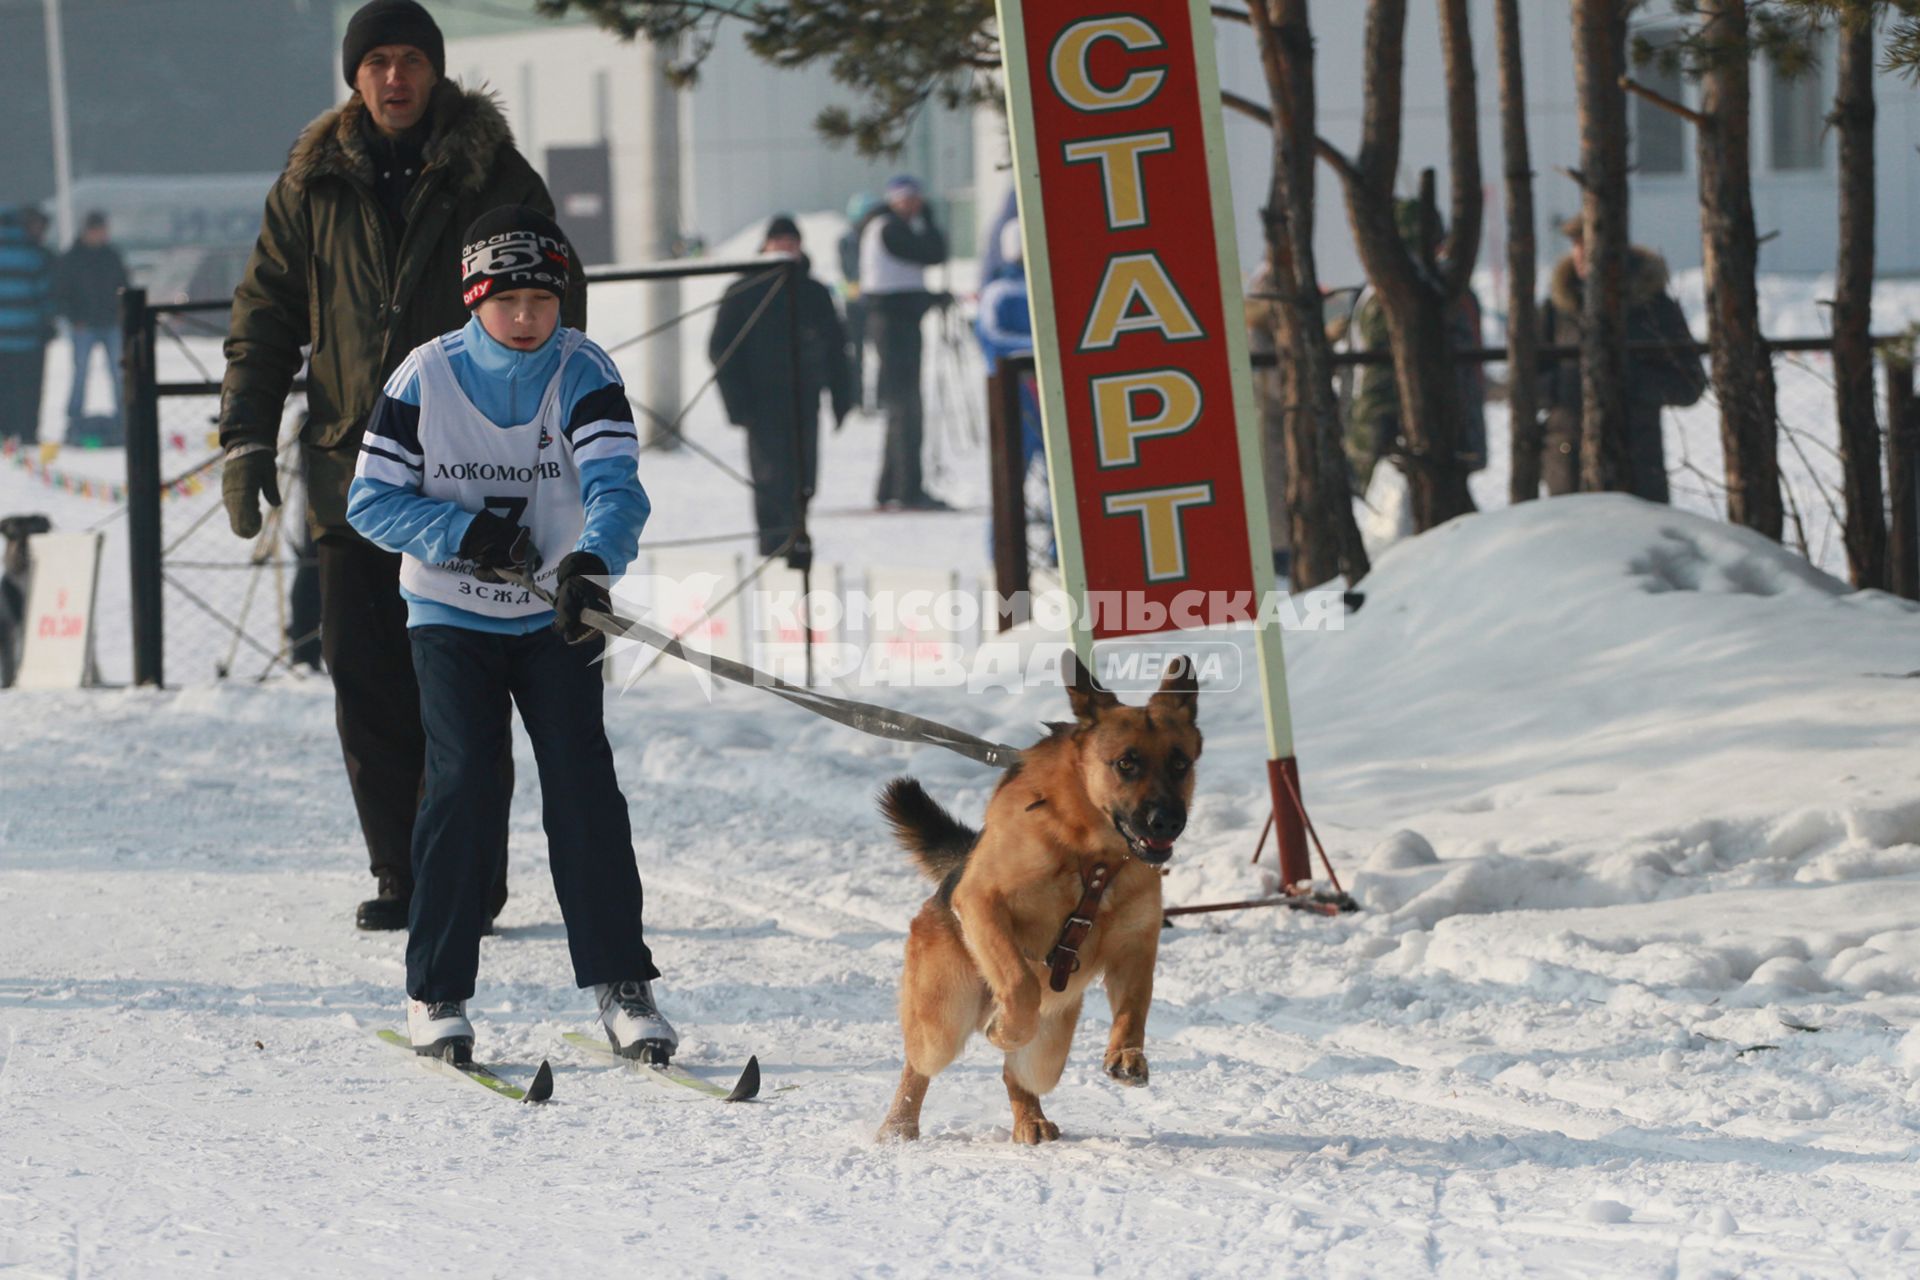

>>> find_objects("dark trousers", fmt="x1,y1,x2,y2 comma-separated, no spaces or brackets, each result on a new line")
843,296,869,412
406,625,657,1001
0,348,47,444
747,412,819,557
317,535,511,887
870,296,927,505
67,325,123,424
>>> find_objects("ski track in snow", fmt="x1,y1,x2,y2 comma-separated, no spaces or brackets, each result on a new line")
7,492,1920,1275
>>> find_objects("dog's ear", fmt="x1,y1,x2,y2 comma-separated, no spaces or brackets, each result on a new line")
1148,653,1199,725
1063,648,1118,723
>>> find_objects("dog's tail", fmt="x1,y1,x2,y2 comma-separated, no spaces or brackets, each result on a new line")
879,777,980,883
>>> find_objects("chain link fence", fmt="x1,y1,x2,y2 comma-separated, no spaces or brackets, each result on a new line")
116,258,817,687
988,336,1920,594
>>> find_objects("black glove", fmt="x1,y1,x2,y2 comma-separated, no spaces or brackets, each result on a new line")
460,510,535,583
221,445,282,539
550,551,610,644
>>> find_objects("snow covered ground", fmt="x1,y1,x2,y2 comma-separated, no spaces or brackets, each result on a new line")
5,492,1920,1276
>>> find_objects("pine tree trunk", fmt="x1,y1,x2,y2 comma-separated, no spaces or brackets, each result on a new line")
1494,0,1541,503
1834,13,1886,588
1330,0,1475,532
1249,0,1369,588
1572,0,1631,492
1697,0,1781,536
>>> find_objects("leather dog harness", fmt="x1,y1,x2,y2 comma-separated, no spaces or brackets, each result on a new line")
1044,862,1112,992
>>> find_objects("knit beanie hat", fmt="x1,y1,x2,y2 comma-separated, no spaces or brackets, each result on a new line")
460,206,572,309
342,0,446,88
763,214,801,245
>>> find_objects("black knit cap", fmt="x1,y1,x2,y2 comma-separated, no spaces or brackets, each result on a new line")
763,214,801,244
342,0,446,88
460,205,572,310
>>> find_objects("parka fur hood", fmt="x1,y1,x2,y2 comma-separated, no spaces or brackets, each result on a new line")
283,80,514,197
1548,244,1672,317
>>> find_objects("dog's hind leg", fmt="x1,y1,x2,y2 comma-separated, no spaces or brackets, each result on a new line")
1002,995,1079,1144
878,906,989,1142
880,1065,933,1142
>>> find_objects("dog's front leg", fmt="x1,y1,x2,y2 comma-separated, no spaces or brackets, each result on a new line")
1100,921,1158,1086
953,887,1040,1051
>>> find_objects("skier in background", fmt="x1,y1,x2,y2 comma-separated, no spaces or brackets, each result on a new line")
860,175,950,511
347,206,673,1065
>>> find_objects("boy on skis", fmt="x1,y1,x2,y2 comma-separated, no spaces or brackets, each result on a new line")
346,205,674,1065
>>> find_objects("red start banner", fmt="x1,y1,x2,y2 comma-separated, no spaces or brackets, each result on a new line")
998,0,1275,641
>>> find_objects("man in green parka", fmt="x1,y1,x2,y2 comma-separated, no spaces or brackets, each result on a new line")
218,0,585,930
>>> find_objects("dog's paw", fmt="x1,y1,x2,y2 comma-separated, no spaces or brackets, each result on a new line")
1104,1048,1150,1087
875,1119,920,1143
1011,1116,1061,1145
985,1006,1036,1052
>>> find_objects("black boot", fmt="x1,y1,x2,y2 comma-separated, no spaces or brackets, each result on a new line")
356,873,412,931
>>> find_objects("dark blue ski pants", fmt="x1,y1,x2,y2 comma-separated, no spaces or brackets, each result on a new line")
405,624,658,1002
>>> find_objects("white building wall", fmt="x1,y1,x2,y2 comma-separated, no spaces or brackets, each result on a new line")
445,25,975,266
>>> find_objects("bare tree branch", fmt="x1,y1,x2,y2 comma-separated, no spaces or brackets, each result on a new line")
1619,74,1711,126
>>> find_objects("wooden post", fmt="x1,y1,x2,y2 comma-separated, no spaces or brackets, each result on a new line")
120,286,164,687
986,358,1031,632
1888,351,1920,601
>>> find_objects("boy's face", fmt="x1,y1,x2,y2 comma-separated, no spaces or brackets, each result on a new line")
476,289,560,352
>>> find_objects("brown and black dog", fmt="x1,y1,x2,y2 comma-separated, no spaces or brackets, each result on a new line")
876,651,1200,1143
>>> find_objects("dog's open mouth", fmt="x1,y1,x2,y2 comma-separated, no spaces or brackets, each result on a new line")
1113,813,1177,865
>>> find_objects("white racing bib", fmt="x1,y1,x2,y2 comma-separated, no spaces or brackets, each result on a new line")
398,330,587,618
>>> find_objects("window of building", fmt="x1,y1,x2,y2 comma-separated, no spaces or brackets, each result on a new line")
1770,51,1826,172
1635,32,1687,176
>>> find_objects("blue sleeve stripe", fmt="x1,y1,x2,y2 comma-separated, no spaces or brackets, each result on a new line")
381,352,425,402
360,442,423,471
578,339,622,385
573,426,639,450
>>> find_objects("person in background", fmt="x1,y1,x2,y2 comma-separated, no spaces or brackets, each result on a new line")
974,218,1052,565
219,0,584,931
54,211,129,442
1346,201,1487,491
860,174,949,511
1536,215,1707,501
0,206,54,446
976,187,1019,295
709,214,852,569
836,193,877,413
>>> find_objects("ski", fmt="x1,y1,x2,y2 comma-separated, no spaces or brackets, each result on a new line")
377,1029,554,1104
561,1031,761,1102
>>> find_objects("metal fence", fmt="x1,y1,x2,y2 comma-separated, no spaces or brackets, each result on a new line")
119,256,817,687
987,336,1920,598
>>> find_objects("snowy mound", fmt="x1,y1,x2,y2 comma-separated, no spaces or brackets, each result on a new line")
6,492,1920,1273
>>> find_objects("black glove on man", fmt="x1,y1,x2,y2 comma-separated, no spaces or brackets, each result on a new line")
222,445,282,539
460,510,535,583
551,551,610,644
